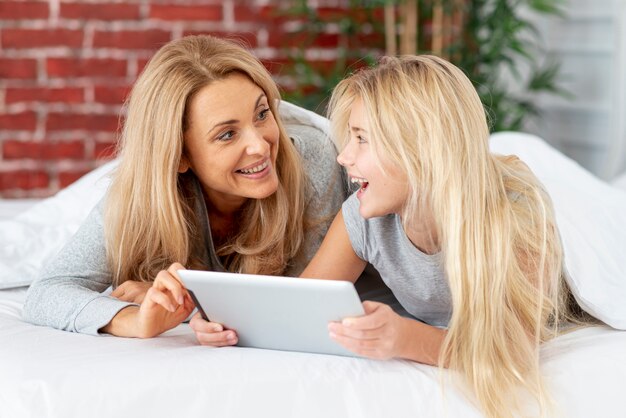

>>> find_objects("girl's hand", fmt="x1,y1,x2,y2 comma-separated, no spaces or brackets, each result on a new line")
189,312,238,347
111,280,151,304
328,301,407,360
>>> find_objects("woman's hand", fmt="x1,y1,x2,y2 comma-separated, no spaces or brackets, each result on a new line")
102,262,195,338
111,280,151,304
189,312,238,347
328,301,408,360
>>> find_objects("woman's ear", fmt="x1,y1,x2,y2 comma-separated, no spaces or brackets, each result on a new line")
178,154,190,173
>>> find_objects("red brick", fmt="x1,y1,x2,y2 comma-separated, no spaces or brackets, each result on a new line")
0,112,37,131
182,31,258,48
2,29,83,48
245,5,303,25
59,169,91,188
2,140,85,160
317,7,369,23
93,29,171,50
0,1,48,19
149,5,221,21
46,113,120,132
135,58,152,76
94,85,132,105
268,31,339,48
0,170,49,191
0,58,37,79
47,58,127,78
95,140,118,159
60,2,140,20
5,87,84,104
356,32,385,48
260,58,290,76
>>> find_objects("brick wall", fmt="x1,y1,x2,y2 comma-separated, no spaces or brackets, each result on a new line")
0,0,371,198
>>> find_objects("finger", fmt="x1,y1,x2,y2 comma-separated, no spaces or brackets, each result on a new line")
154,271,186,305
189,315,224,333
167,262,187,283
195,330,238,347
341,302,390,330
111,281,130,298
328,322,383,340
328,332,382,358
146,287,178,312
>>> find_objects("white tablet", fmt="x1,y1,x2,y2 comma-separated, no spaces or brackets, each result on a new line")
178,269,365,357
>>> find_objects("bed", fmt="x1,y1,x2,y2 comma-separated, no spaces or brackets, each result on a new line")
2,121,626,417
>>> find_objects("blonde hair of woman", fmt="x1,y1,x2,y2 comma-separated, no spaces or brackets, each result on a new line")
325,55,583,418
105,35,307,286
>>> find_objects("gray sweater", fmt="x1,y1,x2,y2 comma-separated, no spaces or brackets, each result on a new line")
22,123,347,335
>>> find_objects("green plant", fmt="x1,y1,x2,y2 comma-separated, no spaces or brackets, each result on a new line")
276,0,566,132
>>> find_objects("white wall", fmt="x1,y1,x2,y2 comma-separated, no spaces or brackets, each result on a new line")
525,0,626,180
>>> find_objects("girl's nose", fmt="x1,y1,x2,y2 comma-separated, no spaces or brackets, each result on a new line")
336,141,355,167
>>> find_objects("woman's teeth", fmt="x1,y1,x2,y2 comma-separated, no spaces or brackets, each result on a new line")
238,160,269,174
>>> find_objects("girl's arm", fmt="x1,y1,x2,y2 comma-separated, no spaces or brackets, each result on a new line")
328,301,447,366
300,210,367,282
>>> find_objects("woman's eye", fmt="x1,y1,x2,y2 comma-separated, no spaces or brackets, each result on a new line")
257,108,270,121
357,135,367,144
217,130,235,141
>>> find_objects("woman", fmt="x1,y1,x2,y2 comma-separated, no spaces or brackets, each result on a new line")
22,35,347,339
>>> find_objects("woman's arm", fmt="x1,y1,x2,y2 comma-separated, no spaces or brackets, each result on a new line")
22,202,135,335
22,202,193,337
101,263,195,338
300,210,367,282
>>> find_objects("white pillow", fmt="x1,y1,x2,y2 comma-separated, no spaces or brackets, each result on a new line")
0,161,115,289
490,132,626,330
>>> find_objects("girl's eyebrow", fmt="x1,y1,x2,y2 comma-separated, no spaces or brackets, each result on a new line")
350,125,368,133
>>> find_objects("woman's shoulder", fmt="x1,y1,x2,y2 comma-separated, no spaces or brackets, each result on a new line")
280,102,344,197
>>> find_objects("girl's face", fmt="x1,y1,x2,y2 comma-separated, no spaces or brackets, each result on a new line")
181,73,280,212
337,98,408,219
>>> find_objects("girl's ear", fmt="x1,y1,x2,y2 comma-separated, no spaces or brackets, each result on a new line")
178,154,190,173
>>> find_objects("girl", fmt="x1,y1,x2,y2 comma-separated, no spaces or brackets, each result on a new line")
307,55,584,418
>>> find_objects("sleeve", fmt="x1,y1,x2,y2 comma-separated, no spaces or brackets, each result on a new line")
341,193,368,261
21,200,137,335
285,123,348,275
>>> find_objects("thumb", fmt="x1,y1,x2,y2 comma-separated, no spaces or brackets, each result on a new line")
362,300,384,314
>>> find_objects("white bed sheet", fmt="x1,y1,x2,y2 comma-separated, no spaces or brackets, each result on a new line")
1,289,625,418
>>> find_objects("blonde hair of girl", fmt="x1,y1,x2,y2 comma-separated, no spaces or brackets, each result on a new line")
328,55,582,418
105,35,306,286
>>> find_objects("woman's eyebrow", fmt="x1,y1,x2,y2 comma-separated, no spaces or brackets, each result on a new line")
254,93,266,108
350,125,367,133
206,94,267,137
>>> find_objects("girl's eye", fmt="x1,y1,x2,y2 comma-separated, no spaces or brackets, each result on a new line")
217,130,235,141
357,135,367,144
257,108,271,121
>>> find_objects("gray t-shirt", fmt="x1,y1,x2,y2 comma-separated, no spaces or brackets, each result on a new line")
22,122,346,335
342,193,452,328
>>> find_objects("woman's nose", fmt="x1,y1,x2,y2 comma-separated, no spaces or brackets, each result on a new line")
245,128,270,155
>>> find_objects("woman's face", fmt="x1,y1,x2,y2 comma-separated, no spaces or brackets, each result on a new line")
337,98,408,219
181,73,280,212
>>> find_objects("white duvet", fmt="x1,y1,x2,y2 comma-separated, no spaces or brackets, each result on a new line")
1,288,625,418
